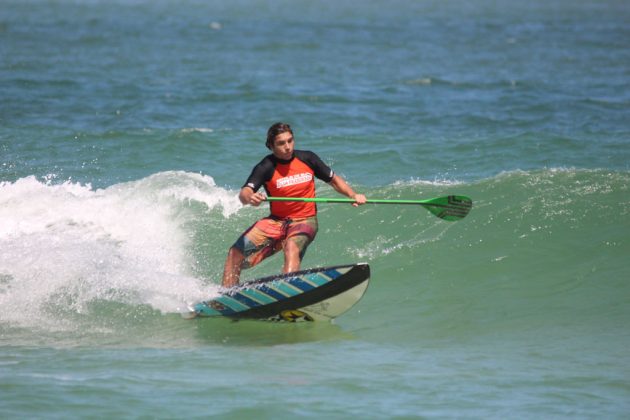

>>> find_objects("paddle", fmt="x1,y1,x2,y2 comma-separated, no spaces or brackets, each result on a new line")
266,195,472,221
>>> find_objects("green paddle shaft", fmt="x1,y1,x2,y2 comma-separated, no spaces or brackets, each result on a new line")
265,195,473,221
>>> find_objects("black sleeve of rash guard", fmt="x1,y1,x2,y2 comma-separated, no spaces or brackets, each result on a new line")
242,155,275,192
294,150,335,183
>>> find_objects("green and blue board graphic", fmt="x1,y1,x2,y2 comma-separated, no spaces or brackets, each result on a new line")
186,264,370,322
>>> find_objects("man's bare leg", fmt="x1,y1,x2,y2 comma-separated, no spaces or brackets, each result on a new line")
222,247,245,288
282,240,301,274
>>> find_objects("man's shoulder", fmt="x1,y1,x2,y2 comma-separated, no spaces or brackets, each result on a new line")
294,150,319,161
248,154,276,178
293,150,334,181
254,154,277,168
243,154,276,190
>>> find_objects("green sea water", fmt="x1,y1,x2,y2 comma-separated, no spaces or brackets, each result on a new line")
2,0,630,418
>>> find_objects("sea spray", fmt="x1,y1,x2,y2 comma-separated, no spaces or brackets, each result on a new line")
0,172,243,333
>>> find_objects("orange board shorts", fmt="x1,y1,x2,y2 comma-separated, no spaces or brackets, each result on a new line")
233,216,318,269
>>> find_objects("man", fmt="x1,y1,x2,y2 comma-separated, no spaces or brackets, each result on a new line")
222,122,366,287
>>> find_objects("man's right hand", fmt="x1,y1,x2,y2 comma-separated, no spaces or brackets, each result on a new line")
239,187,266,207
248,192,266,207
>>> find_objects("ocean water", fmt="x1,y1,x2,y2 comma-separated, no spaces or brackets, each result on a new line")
1,0,629,418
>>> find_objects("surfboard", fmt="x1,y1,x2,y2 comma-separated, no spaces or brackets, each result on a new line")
185,263,370,322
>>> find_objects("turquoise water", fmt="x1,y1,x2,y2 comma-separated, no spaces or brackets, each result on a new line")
2,0,630,418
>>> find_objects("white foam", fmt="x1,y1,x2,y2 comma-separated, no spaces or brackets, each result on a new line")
0,172,233,329
392,176,463,187
180,127,214,133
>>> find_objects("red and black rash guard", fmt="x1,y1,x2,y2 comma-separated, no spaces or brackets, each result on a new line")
243,150,335,219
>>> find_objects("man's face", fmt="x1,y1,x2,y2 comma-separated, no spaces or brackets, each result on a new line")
271,131,294,160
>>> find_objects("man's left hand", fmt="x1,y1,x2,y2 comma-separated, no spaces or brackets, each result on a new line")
352,194,367,207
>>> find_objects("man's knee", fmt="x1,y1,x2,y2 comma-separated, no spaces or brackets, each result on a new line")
284,239,300,255
227,246,244,263
286,234,312,260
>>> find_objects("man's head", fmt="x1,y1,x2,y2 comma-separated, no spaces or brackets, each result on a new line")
266,122,294,160
266,122,293,148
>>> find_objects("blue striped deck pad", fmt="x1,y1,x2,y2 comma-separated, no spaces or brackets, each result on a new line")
303,271,336,287
323,268,342,280
229,268,345,310
255,284,290,301
287,277,317,292
229,292,260,308
270,281,303,297
231,272,339,308
215,295,249,312
238,288,276,305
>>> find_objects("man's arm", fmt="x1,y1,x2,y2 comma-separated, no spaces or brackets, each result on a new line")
239,156,275,206
328,175,366,206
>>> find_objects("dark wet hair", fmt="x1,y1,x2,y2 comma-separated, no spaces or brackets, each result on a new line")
266,122,293,149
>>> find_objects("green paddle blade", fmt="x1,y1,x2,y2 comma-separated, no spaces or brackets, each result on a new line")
266,195,473,221
417,195,472,221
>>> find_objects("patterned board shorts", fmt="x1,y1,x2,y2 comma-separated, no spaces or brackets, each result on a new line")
233,216,319,269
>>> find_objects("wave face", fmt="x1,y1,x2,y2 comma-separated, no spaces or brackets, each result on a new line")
1,169,628,349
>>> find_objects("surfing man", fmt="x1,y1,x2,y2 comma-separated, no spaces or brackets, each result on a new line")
222,122,366,287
